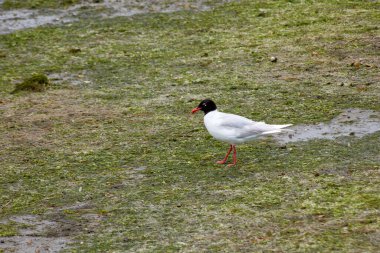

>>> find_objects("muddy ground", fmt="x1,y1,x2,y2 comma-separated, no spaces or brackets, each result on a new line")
0,203,102,253
276,109,380,144
0,0,233,34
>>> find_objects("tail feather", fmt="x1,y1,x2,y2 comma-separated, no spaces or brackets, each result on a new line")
262,124,292,135
262,129,282,135
274,124,293,129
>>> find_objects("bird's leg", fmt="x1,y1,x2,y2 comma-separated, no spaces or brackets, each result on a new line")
216,145,233,164
227,145,237,167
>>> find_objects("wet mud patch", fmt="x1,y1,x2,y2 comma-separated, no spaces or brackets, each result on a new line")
0,7,78,35
276,109,380,144
0,0,234,34
0,203,103,253
48,71,92,87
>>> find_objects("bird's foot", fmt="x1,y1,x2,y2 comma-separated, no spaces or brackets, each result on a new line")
216,160,227,164
227,163,236,167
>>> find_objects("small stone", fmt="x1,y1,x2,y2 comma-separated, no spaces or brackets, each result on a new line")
356,84,368,92
68,48,81,54
270,56,277,62
111,184,124,189
350,61,361,69
257,9,268,17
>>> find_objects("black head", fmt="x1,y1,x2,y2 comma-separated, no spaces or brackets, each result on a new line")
191,99,217,115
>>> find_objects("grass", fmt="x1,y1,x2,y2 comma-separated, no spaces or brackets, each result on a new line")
0,0,379,252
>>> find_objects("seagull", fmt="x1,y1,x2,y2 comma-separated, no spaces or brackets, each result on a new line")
191,99,292,166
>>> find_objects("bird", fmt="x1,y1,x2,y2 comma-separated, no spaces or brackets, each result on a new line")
191,99,292,166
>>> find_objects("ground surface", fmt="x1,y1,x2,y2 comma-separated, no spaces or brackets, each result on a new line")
0,0,379,252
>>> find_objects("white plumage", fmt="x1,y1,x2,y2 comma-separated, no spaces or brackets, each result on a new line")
204,110,292,145
192,99,292,166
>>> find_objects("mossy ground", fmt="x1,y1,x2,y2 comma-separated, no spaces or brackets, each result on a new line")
0,0,379,252
11,73,50,93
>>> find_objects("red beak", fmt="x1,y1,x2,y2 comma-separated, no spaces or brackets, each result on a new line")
191,107,201,114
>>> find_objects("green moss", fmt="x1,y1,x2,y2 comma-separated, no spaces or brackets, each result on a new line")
11,73,50,94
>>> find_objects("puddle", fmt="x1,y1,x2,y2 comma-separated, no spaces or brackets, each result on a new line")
48,72,90,87
275,109,380,144
0,0,233,34
0,203,103,253
0,8,77,34
0,236,69,253
0,215,72,253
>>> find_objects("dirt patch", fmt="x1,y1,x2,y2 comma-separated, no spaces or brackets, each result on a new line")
0,203,103,253
275,109,380,144
0,89,121,152
0,215,72,253
48,72,91,87
0,236,69,253
0,0,234,34
0,8,78,34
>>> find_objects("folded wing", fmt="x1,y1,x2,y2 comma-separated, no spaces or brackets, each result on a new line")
218,112,292,139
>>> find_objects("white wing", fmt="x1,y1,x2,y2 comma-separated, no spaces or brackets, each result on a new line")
204,110,292,144
218,112,291,138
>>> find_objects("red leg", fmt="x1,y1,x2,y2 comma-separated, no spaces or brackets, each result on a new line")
216,145,233,164
227,145,237,167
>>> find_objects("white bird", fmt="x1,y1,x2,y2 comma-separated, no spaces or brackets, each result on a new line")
191,99,292,166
